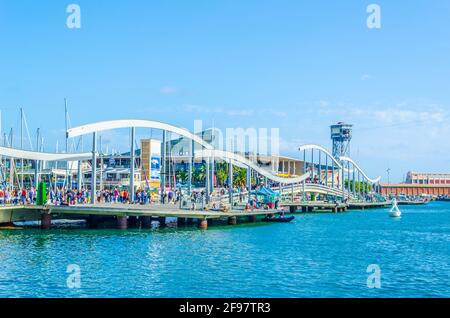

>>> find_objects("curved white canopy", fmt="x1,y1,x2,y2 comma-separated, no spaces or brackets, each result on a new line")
339,156,381,184
0,146,93,161
298,144,343,169
67,119,213,150
196,149,310,184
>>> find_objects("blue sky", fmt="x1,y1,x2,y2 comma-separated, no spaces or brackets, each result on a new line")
0,0,449,182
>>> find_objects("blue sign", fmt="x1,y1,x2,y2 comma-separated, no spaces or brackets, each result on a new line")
150,156,161,180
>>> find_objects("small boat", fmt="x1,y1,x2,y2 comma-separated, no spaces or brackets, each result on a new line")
397,200,427,206
263,215,295,223
389,199,402,218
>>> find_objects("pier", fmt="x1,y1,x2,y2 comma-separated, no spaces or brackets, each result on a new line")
0,116,388,232
0,199,390,230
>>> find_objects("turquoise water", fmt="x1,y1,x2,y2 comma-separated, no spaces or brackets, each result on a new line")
0,202,449,298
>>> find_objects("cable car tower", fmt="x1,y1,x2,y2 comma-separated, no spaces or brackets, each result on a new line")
330,122,353,158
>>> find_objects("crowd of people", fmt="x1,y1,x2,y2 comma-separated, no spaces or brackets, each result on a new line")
0,185,192,207
0,187,37,205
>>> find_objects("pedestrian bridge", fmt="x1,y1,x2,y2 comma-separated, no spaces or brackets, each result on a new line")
0,119,381,202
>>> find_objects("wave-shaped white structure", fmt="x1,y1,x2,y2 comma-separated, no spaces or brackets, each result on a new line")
0,119,381,199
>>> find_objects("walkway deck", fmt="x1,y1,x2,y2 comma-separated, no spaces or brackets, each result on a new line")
48,204,283,219
0,200,391,228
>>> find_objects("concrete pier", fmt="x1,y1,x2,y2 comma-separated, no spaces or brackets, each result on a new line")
87,215,101,228
140,216,153,228
128,216,138,228
158,217,166,228
177,217,187,226
186,218,194,225
228,216,237,225
41,212,52,230
116,216,128,229
198,219,208,230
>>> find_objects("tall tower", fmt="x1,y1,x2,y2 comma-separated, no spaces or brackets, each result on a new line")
330,122,353,158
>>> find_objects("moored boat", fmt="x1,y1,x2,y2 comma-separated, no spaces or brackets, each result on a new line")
263,215,295,223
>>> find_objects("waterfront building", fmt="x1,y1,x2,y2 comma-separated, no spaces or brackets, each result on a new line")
405,171,450,185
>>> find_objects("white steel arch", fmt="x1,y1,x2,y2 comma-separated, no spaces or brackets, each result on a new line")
197,149,311,184
67,119,214,150
0,146,93,161
339,156,381,184
298,144,343,169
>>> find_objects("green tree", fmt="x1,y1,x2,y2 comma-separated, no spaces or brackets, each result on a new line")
216,162,229,186
193,165,206,184
233,167,247,187
175,169,188,183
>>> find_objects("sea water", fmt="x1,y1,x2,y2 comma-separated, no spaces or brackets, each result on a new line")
0,202,449,298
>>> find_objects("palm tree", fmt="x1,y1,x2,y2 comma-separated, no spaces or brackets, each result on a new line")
193,165,206,184
216,162,229,186
175,169,188,184
233,167,247,187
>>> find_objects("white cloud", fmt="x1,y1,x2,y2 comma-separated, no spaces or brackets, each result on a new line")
160,86,177,94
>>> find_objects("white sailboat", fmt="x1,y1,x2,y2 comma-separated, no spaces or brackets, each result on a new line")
389,198,402,218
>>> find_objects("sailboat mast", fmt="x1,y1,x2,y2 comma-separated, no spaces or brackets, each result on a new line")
9,128,14,189
20,107,24,189
64,98,69,190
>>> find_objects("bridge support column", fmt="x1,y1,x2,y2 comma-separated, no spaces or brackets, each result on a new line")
248,215,257,223
187,218,194,225
228,216,237,225
130,127,136,203
140,216,153,229
205,157,210,204
161,130,166,203
158,217,166,228
91,132,97,204
87,215,101,228
116,216,128,229
198,218,208,230
228,160,233,205
290,206,297,213
302,206,307,213
128,216,138,228
177,217,187,226
188,139,193,195
246,167,251,200
77,160,82,191
210,157,215,194
41,212,52,230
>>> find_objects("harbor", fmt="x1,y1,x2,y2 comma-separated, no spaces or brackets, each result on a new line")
1,1,449,301
0,199,391,230
1,200,449,298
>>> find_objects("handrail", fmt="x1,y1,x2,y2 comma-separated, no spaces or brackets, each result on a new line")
339,156,381,184
195,149,311,184
298,144,343,169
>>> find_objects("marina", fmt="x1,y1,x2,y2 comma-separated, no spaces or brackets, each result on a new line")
1,200,449,298
1,1,449,301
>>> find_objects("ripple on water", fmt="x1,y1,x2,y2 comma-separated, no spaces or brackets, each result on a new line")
0,202,449,297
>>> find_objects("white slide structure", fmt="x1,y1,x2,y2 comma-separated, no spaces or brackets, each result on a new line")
196,149,311,185
0,146,92,161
